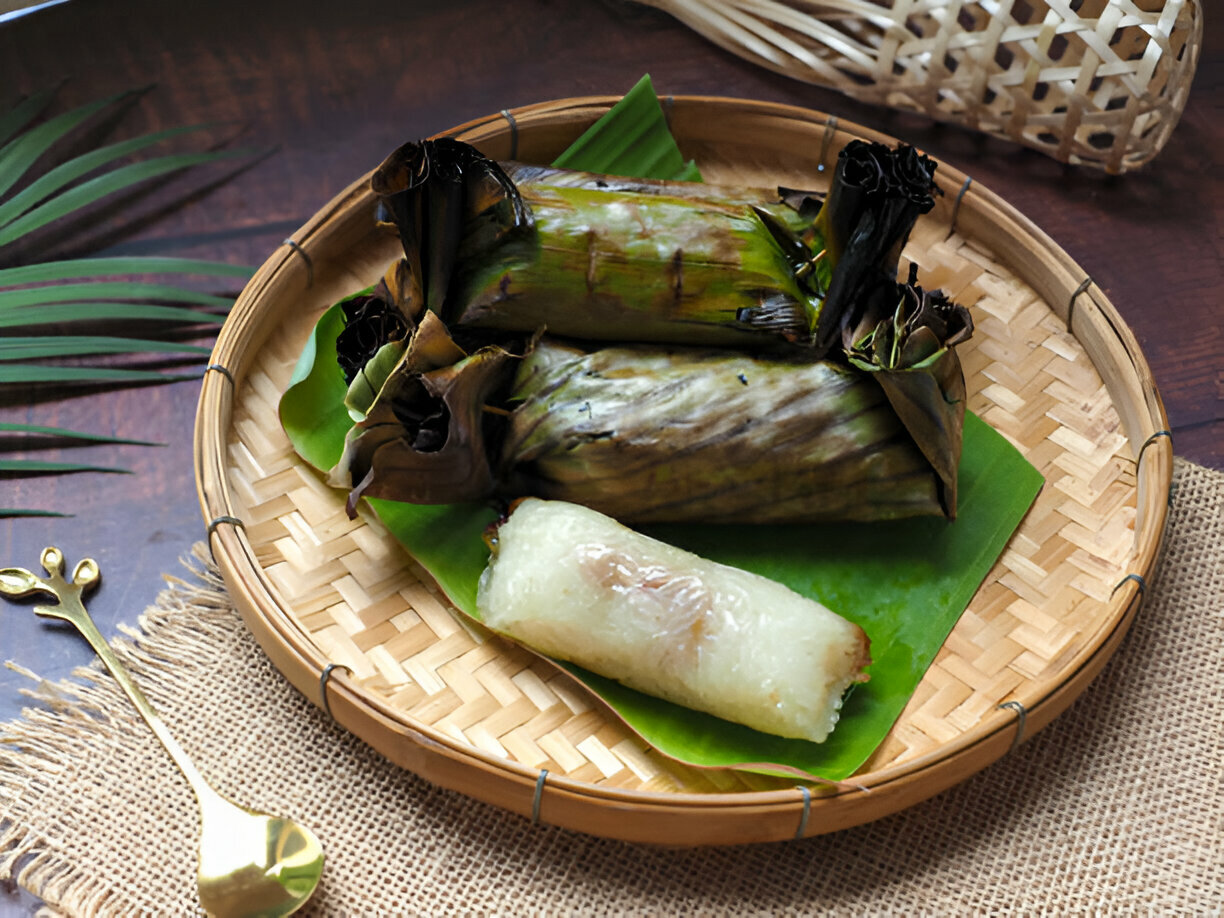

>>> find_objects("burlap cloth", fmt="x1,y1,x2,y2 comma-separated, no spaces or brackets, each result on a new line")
1,458,1220,916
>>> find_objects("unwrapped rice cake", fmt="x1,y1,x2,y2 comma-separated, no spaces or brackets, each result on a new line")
476,499,871,743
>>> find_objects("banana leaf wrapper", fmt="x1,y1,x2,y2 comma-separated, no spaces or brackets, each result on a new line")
811,140,941,355
372,140,823,350
845,278,974,516
497,339,944,523
327,309,524,516
370,139,945,361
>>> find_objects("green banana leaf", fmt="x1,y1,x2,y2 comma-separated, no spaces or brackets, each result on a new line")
551,74,702,182
279,80,1043,780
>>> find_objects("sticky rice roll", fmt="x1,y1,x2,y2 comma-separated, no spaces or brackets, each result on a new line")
476,498,871,743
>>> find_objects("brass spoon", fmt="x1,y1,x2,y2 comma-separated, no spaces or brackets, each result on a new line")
0,547,325,917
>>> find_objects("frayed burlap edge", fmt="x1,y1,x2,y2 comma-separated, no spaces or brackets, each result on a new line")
0,549,230,918
1,459,1220,916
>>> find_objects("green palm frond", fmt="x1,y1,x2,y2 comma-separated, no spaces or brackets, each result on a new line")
0,255,250,284
0,336,210,361
0,421,160,446
1,88,256,516
0,303,229,327
0,458,130,474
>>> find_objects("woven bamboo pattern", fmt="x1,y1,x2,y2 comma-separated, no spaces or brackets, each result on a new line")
197,97,1171,841
636,0,1203,173
227,225,1134,791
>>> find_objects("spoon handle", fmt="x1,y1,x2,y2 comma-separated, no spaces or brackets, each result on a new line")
0,547,221,807
3,548,327,917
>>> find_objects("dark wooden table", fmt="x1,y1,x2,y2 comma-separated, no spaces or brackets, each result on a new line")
0,0,1219,910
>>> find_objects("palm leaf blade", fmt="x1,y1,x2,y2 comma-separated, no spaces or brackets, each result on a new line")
0,256,251,285
0,421,160,446
0,280,234,309
0,365,201,384
0,335,211,360
0,123,217,228
0,87,59,148
0,302,226,327
0,147,255,246
0,90,131,199
0,458,129,473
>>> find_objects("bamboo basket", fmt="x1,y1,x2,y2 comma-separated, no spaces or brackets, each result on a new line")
194,96,1172,846
635,0,1203,174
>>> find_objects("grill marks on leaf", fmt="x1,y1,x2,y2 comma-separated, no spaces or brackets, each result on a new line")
668,248,684,306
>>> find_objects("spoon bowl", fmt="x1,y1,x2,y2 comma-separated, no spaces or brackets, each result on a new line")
0,548,325,917
197,806,324,917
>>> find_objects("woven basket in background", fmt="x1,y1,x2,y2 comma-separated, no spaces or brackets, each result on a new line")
637,0,1203,173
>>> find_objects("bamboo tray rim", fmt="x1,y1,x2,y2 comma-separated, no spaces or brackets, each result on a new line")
195,94,1173,842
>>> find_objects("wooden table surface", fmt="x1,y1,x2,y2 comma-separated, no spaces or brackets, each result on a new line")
0,0,1219,908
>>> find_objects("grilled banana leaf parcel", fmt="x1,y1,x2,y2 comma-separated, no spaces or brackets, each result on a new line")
499,339,946,523
373,139,824,350
329,309,962,523
371,137,949,358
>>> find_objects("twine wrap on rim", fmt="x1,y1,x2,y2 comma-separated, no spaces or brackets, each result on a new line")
1066,276,1093,333
282,238,315,287
319,662,353,721
531,770,550,825
947,176,973,237
203,363,235,385
634,0,1203,173
997,700,1028,752
794,785,812,838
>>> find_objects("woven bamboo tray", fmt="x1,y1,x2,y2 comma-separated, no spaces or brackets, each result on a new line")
194,96,1172,846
